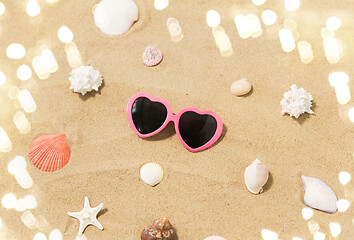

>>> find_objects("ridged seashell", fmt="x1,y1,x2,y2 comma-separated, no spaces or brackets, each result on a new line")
140,162,164,187
244,159,269,194
141,217,176,240
29,134,70,172
143,46,163,67
204,237,226,240
301,175,338,213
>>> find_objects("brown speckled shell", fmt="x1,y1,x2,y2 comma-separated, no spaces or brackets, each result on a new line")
141,217,176,240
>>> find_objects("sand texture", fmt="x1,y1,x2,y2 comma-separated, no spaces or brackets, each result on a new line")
0,0,353,239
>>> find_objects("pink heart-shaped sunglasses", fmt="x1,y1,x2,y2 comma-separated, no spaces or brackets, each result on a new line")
126,93,223,152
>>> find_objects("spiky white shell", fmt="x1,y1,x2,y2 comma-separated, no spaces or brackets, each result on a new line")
244,159,269,194
301,175,337,213
69,66,103,95
281,84,314,118
140,162,164,187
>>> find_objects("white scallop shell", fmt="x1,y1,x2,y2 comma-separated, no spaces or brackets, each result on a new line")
244,159,269,194
301,175,338,213
140,162,164,187
93,0,139,36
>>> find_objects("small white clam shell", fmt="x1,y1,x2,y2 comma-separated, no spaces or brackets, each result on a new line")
140,162,164,187
301,175,338,213
244,159,269,194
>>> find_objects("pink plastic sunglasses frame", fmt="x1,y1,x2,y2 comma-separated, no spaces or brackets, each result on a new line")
126,93,223,152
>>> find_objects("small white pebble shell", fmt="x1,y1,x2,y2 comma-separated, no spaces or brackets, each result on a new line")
231,78,252,96
140,162,164,187
244,159,269,194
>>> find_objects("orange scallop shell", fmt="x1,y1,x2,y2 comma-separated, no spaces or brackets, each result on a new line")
29,134,70,172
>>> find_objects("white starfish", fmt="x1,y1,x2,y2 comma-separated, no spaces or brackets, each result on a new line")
68,196,104,235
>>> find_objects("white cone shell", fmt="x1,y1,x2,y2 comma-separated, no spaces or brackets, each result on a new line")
244,159,269,194
301,175,337,213
140,163,164,187
93,0,139,36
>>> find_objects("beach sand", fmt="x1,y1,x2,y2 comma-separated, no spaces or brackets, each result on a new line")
0,0,353,239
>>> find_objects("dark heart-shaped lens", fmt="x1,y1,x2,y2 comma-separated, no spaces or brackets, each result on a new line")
131,97,168,134
178,111,217,149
